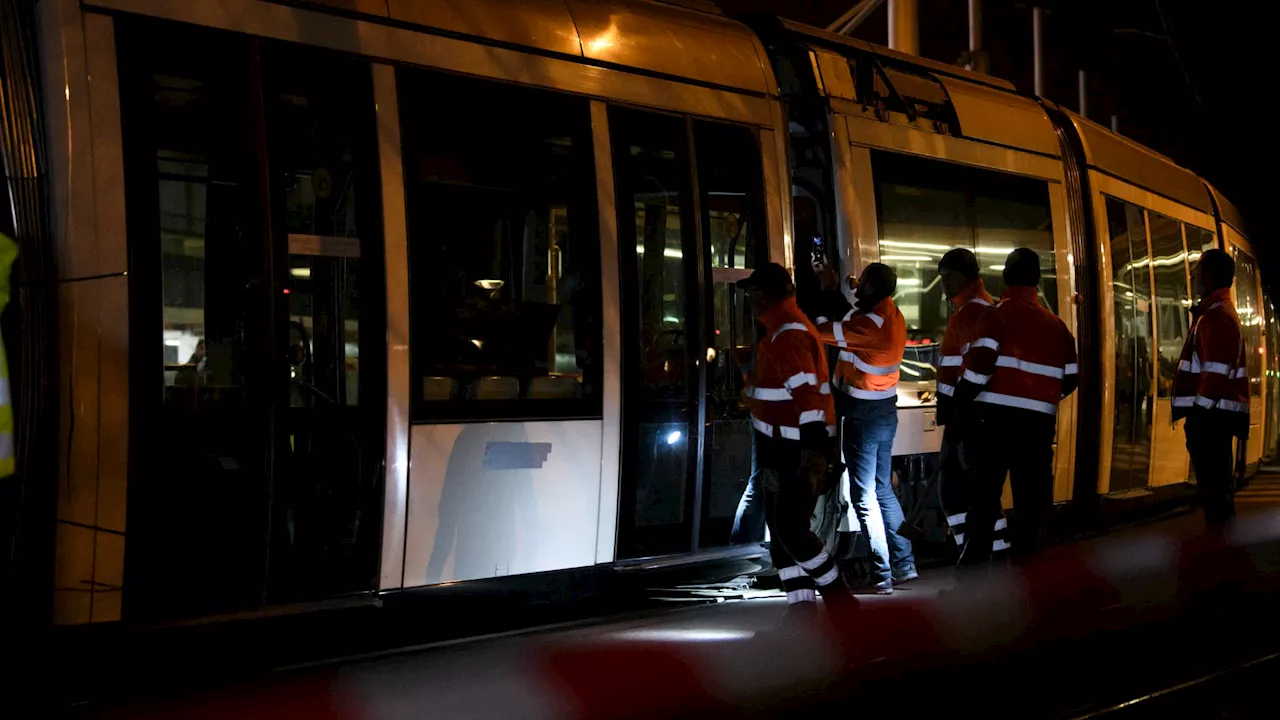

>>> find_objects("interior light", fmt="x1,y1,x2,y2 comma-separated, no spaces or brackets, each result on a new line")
666,430,683,445
290,267,311,279
474,279,504,291
706,347,717,362
471,339,484,349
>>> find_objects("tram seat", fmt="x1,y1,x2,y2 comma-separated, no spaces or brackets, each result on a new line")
423,376,459,401
527,375,579,399
474,376,521,400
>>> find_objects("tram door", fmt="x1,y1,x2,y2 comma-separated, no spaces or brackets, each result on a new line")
120,22,385,620
611,108,766,558
1106,199,1155,493
1264,297,1280,463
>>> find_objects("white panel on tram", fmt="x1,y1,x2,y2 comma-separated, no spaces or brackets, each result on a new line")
403,421,603,587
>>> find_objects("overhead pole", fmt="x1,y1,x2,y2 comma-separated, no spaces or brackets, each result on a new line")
967,0,987,72
1078,69,1087,117
826,0,886,36
1032,6,1044,96
889,0,919,55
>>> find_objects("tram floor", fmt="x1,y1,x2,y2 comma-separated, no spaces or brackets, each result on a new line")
73,491,1280,720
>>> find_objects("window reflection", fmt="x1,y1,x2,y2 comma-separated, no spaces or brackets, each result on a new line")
1148,212,1191,397
870,151,1058,400
1233,248,1263,398
1107,198,1153,493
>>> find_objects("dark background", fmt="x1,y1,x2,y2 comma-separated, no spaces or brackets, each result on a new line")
720,0,1277,290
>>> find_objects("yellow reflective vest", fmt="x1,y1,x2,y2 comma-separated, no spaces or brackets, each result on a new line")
0,232,15,478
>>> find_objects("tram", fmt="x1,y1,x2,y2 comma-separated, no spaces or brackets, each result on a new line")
17,0,1270,627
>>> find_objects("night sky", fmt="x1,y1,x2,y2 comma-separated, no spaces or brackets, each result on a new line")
719,0,1274,289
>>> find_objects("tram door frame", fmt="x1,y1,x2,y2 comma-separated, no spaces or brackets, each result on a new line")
609,106,772,560
118,19,387,621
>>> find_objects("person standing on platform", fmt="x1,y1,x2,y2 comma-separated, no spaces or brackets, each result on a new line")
932,248,1004,559
1172,248,1250,527
814,261,916,594
738,263,854,614
954,248,1078,565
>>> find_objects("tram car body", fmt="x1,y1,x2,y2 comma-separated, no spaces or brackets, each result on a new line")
29,0,1270,626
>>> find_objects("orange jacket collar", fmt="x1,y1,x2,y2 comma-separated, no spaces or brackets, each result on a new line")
1002,285,1040,305
866,295,897,316
759,297,804,331
951,280,993,309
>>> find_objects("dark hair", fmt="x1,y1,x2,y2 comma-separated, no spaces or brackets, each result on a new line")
1003,247,1041,287
938,247,980,280
1199,248,1235,291
863,262,897,296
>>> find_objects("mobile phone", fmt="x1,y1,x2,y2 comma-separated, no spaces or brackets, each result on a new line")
811,236,826,267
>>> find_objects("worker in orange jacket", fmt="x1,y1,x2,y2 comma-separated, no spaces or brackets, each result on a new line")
814,262,915,594
954,248,1078,564
933,248,1005,559
739,263,854,613
1172,248,1250,527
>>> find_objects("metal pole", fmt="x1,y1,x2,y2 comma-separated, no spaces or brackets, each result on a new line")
1078,69,1087,117
889,0,919,55
1111,114,1119,133
1032,6,1044,96
828,0,886,36
968,0,983,71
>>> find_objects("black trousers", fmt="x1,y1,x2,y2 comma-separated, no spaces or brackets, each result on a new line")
961,406,1057,564
1185,414,1237,527
756,432,841,602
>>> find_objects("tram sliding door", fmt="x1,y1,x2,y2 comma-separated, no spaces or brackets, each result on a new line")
1147,213,1193,488
1229,244,1266,466
611,108,766,558
120,20,386,620
1105,198,1155,494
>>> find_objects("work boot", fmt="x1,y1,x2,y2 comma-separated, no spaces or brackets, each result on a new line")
818,578,861,618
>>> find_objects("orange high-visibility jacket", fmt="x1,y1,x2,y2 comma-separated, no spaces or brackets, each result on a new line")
960,285,1079,416
745,297,837,449
936,280,995,426
1171,287,1250,434
815,296,906,403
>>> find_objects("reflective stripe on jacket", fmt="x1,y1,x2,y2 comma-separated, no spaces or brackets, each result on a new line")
815,296,906,402
960,285,1079,416
1171,287,1250,428
746,297,837,449
935,281,995,425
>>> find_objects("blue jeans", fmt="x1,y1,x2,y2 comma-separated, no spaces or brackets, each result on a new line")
731,431,767,544
842,399,915,583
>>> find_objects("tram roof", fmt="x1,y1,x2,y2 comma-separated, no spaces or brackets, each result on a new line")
282,0,774,95
1062,109,1213,215
1205,181,1249,241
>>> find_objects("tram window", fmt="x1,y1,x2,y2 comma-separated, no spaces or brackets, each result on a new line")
399,69,601,421
971,170,1057,312
1187,225,1217,255
1233,248,1264,398
275,50,378,409
1148,212,1192,396
870,151,1058,392
871,151,968,384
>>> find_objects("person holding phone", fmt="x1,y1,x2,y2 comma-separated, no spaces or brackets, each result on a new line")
812,255,916,595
